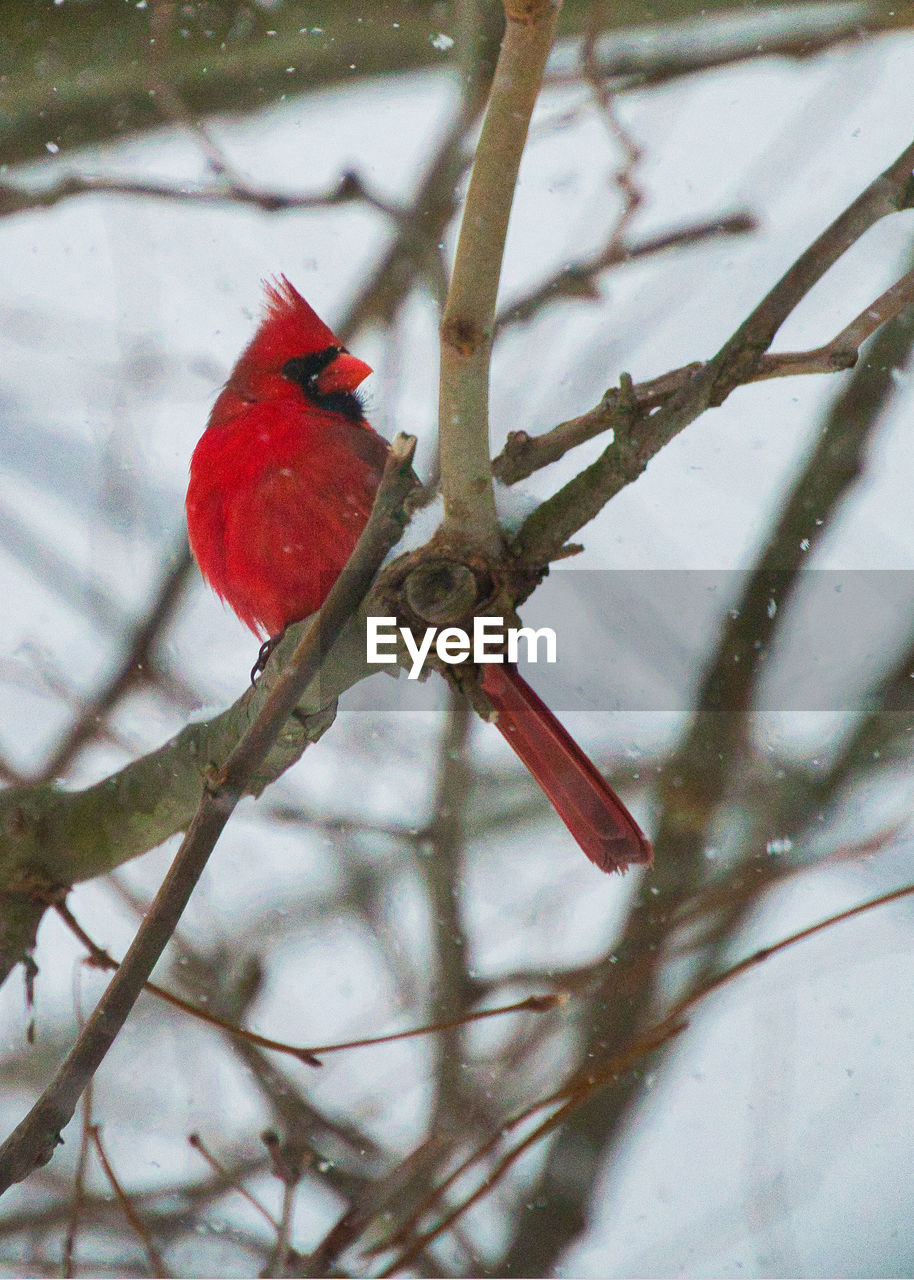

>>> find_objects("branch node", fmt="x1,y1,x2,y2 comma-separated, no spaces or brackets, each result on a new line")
441,316,485,357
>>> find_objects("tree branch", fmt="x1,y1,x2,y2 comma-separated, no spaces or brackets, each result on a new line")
0,168,400,222
35,544,193,784
0,436,417,1196
439,0,562,553
508,135,914,563
754,265,914,379
496,212,755,331
643,134,914,437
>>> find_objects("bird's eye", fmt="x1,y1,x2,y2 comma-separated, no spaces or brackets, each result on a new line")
282,347,344,392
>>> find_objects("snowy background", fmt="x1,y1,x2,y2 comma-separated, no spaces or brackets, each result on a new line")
0,7,913,1276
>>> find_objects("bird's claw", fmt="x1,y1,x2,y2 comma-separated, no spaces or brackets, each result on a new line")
250,630,285,685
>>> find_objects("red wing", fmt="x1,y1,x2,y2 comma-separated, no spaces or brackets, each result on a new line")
327,414,390,475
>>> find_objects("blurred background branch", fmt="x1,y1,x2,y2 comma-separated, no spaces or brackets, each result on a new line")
2,0,910,170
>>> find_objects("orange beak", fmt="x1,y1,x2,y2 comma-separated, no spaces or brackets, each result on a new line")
316,351,373,395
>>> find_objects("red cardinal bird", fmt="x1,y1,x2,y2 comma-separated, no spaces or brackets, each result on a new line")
186,277,652,874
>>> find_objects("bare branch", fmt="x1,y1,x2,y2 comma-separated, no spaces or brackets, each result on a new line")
492,363,698,483
0,168,399,222
551,1,895,90
508,135,914,563
36,544,193,784
383,877,914,1273
439,0,562,552
61,1064,93,1278
756,265,914,379
90,1127,170,1278
496,212,755,331
495,256,914,492
645,135,914,429
0,436,417,1195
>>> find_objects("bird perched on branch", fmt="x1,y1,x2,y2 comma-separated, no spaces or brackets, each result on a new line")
186,277,652,874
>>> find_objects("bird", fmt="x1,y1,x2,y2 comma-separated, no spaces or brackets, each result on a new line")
186,276,652,874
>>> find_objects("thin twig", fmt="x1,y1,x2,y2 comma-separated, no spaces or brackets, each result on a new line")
261,1132,304,1278
37,545,193,783
583,27,644,262
188,1134,279,1232
308,993,565,1057
755,265,914,379
496,212,755,331
62,978,94,1280
551,1,887,90
0,169,399,222
271,1181,296,1277
510,135,914,563
53,900,322,1066
90,1127,170,1278
382,879,914,1271
60,896,560,1064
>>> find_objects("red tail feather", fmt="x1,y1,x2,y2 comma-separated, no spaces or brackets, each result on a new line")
480,664,653,874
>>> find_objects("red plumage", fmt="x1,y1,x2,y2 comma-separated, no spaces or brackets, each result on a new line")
186,277,385,635
186,277,652,873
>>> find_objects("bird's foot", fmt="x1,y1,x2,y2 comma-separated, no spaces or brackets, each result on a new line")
250,629,286,685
